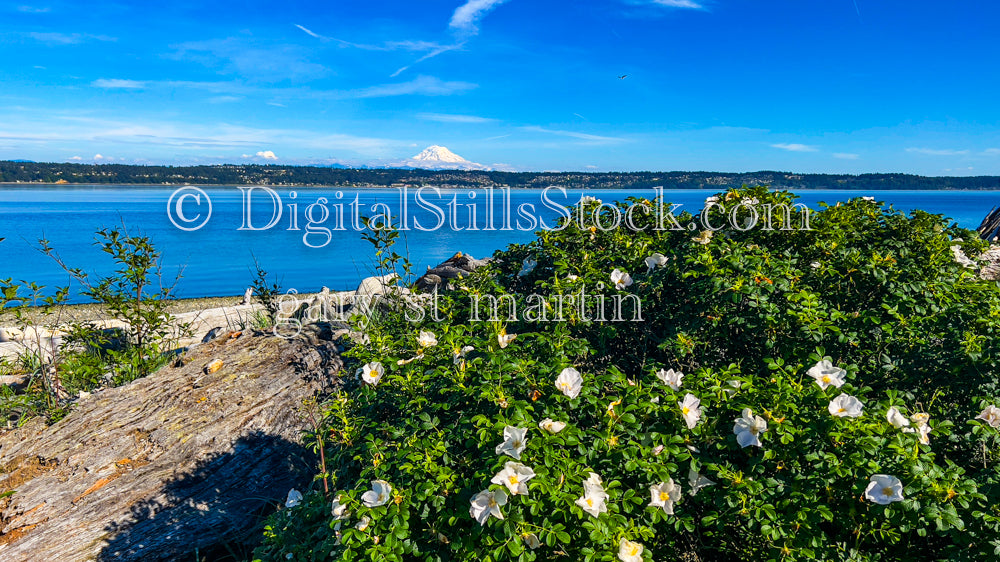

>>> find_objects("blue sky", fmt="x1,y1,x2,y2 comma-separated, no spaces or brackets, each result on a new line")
1,0,999,174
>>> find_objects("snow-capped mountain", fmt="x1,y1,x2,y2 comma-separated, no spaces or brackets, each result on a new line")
395,145,491,170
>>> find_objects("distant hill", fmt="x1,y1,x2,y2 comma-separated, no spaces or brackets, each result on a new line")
2,160,1000,190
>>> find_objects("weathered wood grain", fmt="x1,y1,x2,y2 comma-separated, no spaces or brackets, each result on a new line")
0,331,342,561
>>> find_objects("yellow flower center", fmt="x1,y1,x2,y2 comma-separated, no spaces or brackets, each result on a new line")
509,475,519,485
512,440,522,448
629,546,639,556
659,492,669,501
822,375,831,383
838,408,846,413
882,487,894,497
585,498,593,507
682,407,690,415
488,498,497,507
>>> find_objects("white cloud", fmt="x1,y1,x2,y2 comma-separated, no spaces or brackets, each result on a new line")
294,24,322,39
347,76,477,98
28,32,114,44
68,155,81,160
0,113,402,157
256,150,278,160
906,147,969,156
521,125,625,144
208,95,243,103
833,152,860,160
450,0,510,35
649,0,703,8
92,78,146,89
771,143,819,152
984,148,1000,155
18,6,51,13
391,44,461,77
417,112,495,124
170,38,329,82
94,153,104,160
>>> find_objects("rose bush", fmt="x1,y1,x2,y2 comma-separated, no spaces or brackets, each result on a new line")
256,187,1000,561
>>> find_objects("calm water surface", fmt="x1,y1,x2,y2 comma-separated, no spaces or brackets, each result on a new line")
0,185,996,302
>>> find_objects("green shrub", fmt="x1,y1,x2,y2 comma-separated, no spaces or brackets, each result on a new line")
256,187,1000,562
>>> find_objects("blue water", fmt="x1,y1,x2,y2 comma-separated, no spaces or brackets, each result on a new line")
0,185,997,302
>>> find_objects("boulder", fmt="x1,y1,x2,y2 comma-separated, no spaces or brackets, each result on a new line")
414,252,490,293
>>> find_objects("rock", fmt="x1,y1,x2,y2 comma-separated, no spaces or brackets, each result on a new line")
415,273,443,293
0,374,29,392
202,327,224,344
351,273,400,318
0,333,343,561
203,358,224,374
979,246,1000,281
414,252,490,293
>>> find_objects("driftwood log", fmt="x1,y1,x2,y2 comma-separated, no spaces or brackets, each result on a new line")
0,330,342,561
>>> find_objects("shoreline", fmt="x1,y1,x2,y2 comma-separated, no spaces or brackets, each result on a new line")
3,182,1000,191
0,294,264,325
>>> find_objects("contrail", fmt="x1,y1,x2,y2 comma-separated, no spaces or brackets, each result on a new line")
852,0,861,19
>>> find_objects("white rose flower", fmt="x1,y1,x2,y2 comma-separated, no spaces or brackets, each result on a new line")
491,461,536,496
539,418,567,434
828,393,864,418
497,331,517,349
911,413,931,445
285,488,303,508
611,268,633,290
618,538,644,562
575,472,608,518
688,466,716,496
886,407,911,429
679,393,702,429
724,379,742,397
518,258,537,277
470,488,508,525
355,516,371,531
417,330,438,348
976,404,1000,428
810,261,822,269
692,230,713,245
864,474,904,504
808,359,847,390
555,367,583,399
734,408,767,447
495,426,528,460
566,274,579,281
523,533,542,549
361,480,393,507
656,368,683,391
452,345,474,366
644,253,668,273
331,495,349,519
649,478,682,515
358,361,384,386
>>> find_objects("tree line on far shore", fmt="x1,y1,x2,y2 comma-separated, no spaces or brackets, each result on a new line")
3,160,1000,190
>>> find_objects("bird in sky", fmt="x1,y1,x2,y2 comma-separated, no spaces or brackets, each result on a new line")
618,74,628,79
